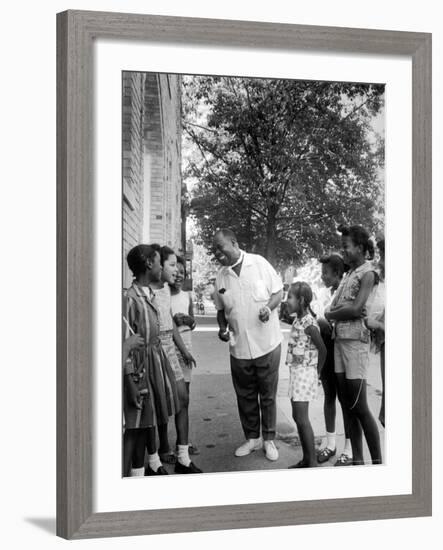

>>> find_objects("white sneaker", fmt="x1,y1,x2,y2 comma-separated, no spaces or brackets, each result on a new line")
234,438,263,457
263,440,279,461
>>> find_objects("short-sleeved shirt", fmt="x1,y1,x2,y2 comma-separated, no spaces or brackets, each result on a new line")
285,313,320,369
213,251,283,360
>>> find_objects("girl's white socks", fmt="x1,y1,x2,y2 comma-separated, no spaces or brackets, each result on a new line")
130,467,144,476
148,452,163,472
177,444,191,467
343,438,353,458
326,431,336,451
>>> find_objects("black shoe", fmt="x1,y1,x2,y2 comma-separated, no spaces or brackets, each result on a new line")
288,460,308,469
174,461,203,474
316,447,336,463
145,465,169,476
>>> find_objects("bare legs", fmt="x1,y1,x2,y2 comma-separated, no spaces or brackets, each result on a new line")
344,378,382,465
321,374,337,434
174,379,189,445
379,344,385,427
334,373,353,442
158,378,190,452
291,401,316,467
122,428,151,476
123,429,138,476
158,423,171,456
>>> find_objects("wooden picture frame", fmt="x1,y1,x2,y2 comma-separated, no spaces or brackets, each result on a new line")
56,10,432,539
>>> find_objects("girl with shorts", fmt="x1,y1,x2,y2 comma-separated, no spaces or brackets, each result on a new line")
325,225,382,465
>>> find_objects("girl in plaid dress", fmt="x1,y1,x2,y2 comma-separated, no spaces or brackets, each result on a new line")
286,282,327,468
123,245,180,477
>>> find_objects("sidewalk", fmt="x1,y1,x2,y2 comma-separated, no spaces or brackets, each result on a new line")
176,315,385,473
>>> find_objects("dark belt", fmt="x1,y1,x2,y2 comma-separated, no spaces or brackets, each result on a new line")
148,337,161,346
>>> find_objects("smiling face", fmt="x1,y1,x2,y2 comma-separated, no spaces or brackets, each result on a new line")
172,261,185,290
161,253,178,285
212,233,241,266
342,235,362,266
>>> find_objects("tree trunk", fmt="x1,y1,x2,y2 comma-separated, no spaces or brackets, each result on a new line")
264,212,277,266
246,207,253,251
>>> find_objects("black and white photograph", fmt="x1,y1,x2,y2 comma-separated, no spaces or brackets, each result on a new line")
122,71,385,477
2,0,437,545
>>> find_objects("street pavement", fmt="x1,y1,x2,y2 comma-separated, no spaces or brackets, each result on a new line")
166,314,385,473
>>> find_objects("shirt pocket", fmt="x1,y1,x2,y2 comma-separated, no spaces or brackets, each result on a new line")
252,279,269,302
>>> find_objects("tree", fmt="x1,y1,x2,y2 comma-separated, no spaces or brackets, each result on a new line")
182,76,384,268
191,241,218,290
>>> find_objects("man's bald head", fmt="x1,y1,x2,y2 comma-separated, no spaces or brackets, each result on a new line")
214,228,238,242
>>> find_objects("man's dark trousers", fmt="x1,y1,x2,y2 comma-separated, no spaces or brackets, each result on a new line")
230,344,281,441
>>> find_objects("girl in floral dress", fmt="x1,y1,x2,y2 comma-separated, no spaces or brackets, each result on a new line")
286,282,327,468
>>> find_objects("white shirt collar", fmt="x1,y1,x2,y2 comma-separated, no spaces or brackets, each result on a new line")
230,249,245,269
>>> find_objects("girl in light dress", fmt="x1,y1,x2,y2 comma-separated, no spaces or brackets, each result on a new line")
170,257,196,387
170,256,200,455
286,282,327,468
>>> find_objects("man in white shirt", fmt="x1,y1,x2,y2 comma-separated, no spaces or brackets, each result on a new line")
212,229,283,461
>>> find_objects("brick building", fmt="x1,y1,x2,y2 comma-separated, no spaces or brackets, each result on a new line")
122,72,184,288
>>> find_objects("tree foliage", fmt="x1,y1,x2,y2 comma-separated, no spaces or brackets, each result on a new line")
183,76,384,268
190,241,218,293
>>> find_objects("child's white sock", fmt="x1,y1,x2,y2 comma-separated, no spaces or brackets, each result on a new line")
326,431,336,450
130,467,144,477
343,438,353,458
177,444,191,467
148,452,163,472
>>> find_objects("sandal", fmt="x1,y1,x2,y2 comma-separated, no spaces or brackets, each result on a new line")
159,452,177,464
334,453,353,466
317,447,336,464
